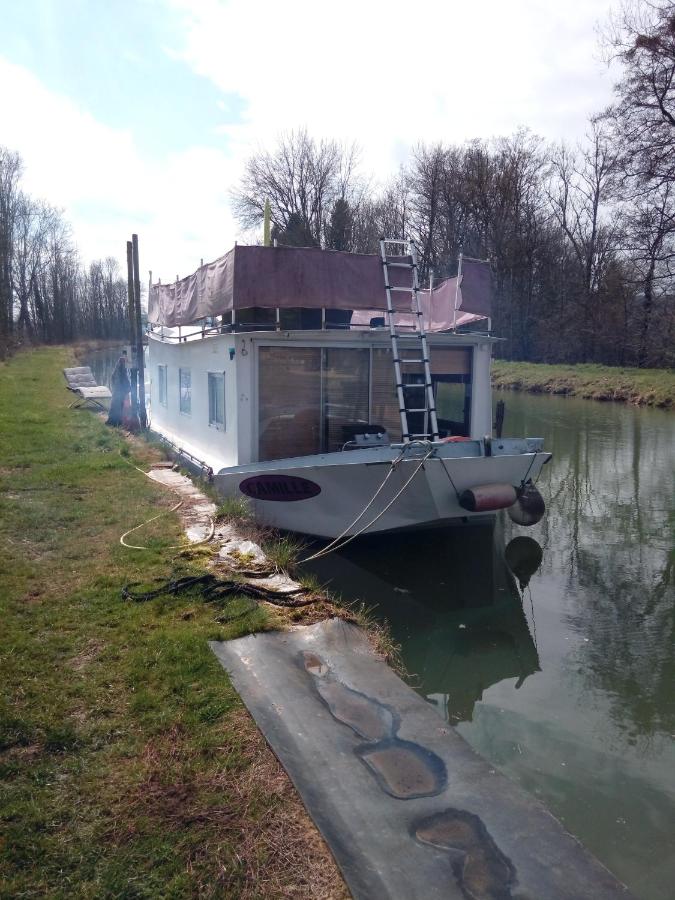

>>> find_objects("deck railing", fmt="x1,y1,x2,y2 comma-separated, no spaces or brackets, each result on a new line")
147,316,434,343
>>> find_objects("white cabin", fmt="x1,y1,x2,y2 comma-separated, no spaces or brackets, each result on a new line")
148,327,495,476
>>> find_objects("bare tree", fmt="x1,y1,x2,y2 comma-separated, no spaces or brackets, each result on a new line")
547,120,621,359
604,1,675,188
622,180,675,365
0,148,22,344
231,129,363,247
0,144,130,348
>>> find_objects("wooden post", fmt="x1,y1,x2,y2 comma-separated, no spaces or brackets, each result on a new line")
126,242,137,359
126,242,139,417
131,234,147,428
495,399,505,438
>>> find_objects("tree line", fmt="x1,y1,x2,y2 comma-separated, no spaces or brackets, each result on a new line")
1,1,672,368
0,147,129,355
233,1,675,368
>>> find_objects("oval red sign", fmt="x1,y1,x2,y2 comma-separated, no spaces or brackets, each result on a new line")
239,474,322,502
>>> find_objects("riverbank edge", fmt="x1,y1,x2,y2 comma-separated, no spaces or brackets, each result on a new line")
491,360,675,408
139,445,402,666
0,345,351,898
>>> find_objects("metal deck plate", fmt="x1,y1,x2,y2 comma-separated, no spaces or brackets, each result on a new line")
210,620,633,900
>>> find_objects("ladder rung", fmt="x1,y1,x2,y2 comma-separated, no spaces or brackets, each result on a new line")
382,236,437,446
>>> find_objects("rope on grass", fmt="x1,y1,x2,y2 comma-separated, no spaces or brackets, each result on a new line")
117,449,215,551
121,571,315,613
120,499,216,551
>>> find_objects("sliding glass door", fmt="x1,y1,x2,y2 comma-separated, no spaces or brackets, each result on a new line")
257,344,472,461
258,347,322,461
322,348,370,452
258,346,369,460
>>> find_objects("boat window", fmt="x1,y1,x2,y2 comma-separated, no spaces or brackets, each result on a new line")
256,345,473,458
429,348,471,377
435,378,471,436
432,347,472,437
371,346,472,440
179,368,191,415
371,349,403,441
208,372,225,429
158,365,167,407
323,348,370,451
258,347,321,461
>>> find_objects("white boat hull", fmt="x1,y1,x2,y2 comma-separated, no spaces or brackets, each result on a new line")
214,441,551,538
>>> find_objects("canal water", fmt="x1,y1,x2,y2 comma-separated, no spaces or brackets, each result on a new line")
304,392,675,900
88,344,673,898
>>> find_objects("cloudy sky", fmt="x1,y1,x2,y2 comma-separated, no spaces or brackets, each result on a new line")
0,0,616,283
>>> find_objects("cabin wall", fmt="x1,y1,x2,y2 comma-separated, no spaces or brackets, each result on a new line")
148,330,497,471
470,343,493,439
235,335,256,466
148,334,239,471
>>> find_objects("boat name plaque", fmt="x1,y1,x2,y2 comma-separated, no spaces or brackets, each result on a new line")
239,474,322,502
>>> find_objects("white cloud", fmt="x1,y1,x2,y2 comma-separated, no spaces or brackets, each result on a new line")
0,56,239,282
1,1,618,282
171,0,616,174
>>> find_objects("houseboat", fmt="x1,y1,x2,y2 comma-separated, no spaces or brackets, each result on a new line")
146,241,551,538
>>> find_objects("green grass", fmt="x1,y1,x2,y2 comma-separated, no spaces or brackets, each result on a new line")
0,347,343,898
262,534,305,573
215,495,252,523
491,361,675,408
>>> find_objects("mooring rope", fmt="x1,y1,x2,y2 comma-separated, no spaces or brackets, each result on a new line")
520,450,540,488
299,444,435,563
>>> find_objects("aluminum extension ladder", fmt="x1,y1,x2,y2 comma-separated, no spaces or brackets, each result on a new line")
379,238,439,443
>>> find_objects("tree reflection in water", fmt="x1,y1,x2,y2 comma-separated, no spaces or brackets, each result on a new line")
521,394,675,744
304,391,675,900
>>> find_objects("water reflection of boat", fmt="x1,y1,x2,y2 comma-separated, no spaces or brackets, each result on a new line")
420,595,541,724
305,520,541,724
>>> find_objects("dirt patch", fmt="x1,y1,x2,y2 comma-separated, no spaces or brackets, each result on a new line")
109,717,348,898
0,742,42,763
69,639,104,671
207,708,350,900
21,587,43,604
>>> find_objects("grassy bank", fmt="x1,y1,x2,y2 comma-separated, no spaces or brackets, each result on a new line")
0,348,345,898
491,360,675,409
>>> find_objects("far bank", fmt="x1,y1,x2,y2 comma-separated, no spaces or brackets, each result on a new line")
491,361,674,409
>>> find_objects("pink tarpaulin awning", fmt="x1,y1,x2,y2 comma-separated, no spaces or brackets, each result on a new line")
148,245,416,327
350,258,492,332
148,245,493,329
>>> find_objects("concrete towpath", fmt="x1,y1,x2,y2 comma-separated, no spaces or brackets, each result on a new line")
145,465,307,595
